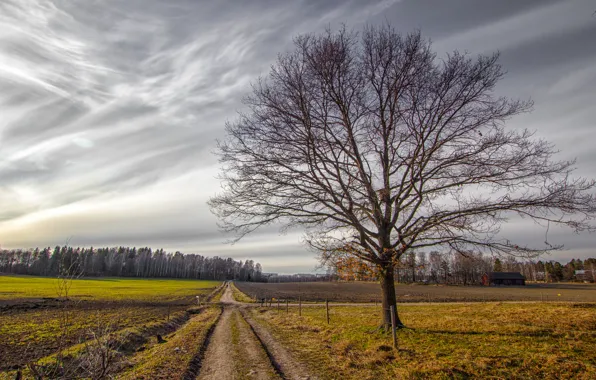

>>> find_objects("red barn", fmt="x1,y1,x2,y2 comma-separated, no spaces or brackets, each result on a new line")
482,272,525,286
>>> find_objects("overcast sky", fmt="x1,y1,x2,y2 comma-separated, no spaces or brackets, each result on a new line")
0,0,595,273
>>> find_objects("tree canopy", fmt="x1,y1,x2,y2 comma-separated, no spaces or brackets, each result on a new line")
210,25,596,326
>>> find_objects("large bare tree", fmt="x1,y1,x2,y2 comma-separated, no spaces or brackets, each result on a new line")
209,26,596,328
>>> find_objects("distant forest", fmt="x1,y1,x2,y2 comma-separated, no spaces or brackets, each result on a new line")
0,246,264,281
329,251,596,285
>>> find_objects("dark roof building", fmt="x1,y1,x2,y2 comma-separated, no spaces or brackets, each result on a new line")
575,270,595,282
482,272,525,286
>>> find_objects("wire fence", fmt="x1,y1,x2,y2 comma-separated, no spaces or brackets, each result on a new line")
243,289,596,304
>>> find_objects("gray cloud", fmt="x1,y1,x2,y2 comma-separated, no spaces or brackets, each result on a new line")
0,0,595,271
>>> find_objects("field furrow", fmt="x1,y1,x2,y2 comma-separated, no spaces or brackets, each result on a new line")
119,306,222,380
236,281,596,303
0,276,221,379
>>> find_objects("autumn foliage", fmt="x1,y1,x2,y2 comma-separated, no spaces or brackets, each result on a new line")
333,256,377,282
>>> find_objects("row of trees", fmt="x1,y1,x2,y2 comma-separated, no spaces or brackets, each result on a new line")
0,246,264,281
330,251,596,284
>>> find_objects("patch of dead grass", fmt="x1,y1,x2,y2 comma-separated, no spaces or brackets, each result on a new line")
250,302,596,379
119,306,221,379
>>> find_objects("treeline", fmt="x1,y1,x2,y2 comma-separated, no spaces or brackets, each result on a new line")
0,246,264,281
331,251,596,285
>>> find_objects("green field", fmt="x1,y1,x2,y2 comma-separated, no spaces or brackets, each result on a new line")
0,275,220,301
0,275,222,375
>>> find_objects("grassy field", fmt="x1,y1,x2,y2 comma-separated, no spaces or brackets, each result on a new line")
121,306,222,379
0,304,188,371
0,275,221,376
0,275,220,302
236,281,596,303
230,282,255,303
4,276,596,379
249,302,596,379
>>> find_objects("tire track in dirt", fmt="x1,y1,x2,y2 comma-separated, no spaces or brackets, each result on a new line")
182,306,223,380
194,307,235,380
241,310,313,380
196,283,279,380
232,310,280,379
233,281,315,379
195,283,310,380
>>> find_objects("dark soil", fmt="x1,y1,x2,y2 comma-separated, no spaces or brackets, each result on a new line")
235,281,596,303
0,302,189,372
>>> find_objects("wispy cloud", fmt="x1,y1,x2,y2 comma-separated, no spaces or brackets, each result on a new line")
435,0,595,53
0,0,594,269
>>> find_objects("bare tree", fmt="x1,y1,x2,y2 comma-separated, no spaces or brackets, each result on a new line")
209,25,596,328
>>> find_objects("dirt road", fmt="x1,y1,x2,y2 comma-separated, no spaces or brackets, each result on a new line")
196,283,312,380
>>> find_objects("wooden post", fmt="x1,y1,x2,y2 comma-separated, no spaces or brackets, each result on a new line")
326,299,330,324
390,305,397,349
299,296,302,316
286,299,289,313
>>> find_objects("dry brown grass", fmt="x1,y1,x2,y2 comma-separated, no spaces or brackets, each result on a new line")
231,282,255,303
249,302,596,379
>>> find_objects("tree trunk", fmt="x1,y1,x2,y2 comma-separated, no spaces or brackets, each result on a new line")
380,264,405,329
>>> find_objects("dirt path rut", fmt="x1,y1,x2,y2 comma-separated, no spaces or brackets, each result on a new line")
242,311,313,380
197,283,294,380
196,307,235,379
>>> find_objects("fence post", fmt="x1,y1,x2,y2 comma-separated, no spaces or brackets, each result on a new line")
390,305,397,349
326,299,330,324
299,297,302,316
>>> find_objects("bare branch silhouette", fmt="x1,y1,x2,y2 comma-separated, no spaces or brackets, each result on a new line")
210,25,596,328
